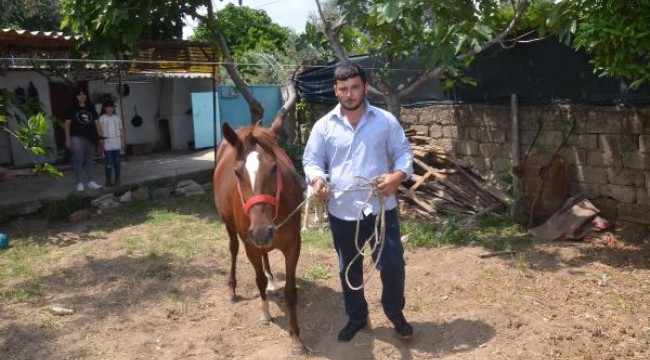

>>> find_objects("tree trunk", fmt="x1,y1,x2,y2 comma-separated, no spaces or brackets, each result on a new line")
206,2,264,125
385,93,402,122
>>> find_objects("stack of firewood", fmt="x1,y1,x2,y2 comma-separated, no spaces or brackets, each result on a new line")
398,128,512,219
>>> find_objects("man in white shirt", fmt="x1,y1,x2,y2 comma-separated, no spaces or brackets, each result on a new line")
303,63,414,342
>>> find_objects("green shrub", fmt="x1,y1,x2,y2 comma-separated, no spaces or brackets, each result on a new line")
47,193,83,220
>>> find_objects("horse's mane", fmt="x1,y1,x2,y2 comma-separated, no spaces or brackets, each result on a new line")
237,126,294,171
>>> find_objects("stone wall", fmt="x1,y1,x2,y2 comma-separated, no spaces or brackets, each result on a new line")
401,104,650,227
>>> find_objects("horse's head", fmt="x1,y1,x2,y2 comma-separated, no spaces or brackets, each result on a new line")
223,122,284,249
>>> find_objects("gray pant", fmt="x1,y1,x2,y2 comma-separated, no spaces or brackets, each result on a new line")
71,136,96,184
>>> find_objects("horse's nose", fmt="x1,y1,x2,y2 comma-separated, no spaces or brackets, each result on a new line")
248,225,276,248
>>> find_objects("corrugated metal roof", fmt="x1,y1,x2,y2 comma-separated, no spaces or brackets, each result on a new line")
0,28,217,75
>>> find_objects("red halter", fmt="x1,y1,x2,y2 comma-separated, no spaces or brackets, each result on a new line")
236,167,284,218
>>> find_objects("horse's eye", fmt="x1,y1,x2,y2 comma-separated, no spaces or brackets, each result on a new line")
270,163,278,174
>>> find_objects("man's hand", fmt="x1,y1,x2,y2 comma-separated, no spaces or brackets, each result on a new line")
312,177,330,200
376,171,407,196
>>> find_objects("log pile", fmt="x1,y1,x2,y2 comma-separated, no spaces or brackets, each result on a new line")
399,128,512,220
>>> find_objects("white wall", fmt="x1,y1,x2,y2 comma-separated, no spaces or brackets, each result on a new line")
89,80,159,146
89,77,211,151
0,71,57,167
169,78,212,150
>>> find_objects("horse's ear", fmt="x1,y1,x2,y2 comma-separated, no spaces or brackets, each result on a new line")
222,122,242,151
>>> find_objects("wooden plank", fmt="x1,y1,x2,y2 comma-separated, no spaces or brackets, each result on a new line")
398,187,435,213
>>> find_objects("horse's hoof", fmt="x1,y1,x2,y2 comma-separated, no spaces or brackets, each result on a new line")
226,295,236,304
291,344,307,356
261,316,272,325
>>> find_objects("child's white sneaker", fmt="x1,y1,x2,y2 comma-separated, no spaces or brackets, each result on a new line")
87,181,102,190
76,182,84,192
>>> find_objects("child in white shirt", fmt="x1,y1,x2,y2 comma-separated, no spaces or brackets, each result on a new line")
98,101,125,186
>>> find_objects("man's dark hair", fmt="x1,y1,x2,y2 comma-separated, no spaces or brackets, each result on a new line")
333,63,367,84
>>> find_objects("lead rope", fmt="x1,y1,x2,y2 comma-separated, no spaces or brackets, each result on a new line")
342,176,387,291
275,176,388,291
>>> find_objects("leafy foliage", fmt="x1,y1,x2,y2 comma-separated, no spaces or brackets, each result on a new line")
60,0,204,58
191,4,291,82
0,90,61,177
550,0,650,89
0,0,62,30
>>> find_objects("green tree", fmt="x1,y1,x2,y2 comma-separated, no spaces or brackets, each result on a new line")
60,0,281,124
191,4,291,82
550,0,650,89
315,0,534,119
0,0,62,31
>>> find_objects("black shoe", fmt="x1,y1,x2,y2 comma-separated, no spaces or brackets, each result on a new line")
337,321,367,342
390,313,413,339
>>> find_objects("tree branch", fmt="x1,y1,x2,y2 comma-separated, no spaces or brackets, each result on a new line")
399,0,530,100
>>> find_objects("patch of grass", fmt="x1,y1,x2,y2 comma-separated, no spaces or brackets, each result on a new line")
301,228,333,249
123,237,141,255
0,242,48,302
402,217,473,249
402,212,528,252
515,254,529,271
143,251,172,279
410,299,422,312
46,193,83,220
303,262,330,281
146,210,177,224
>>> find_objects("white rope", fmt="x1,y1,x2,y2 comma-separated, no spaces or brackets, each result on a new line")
275,175,388,291
328,176,388,291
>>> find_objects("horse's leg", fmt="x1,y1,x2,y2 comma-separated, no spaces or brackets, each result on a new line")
262,253,277,295
301,196,310,231
226,225,239,303
246,250,272,324
283,244,306,355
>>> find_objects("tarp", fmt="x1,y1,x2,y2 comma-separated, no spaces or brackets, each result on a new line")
293,38,650,106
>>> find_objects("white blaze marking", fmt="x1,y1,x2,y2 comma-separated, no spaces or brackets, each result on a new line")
245,151,260,189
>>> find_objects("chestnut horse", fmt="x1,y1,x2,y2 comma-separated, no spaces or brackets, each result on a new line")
213,119,305,354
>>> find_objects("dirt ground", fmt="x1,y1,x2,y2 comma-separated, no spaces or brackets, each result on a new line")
1,197,650,360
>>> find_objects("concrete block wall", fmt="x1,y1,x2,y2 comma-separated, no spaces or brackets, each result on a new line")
401,104,650,227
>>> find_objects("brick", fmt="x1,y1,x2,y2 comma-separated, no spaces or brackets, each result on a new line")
587,151,624,168
637,187,650,206
560,147,586,166
431,138,455,153
429,124,443,139
492,158,513,173
607,168,645,186
479,143,511,158
640,135,650,153
454,140,479,156
442,126,460,139
459,126,478,141
568,182,600,198
567,134,599,150
410,124,429,135
467,156,490,173
600,184,637,204
599,134,638,153
478,127,507,143
590,198,618,219
569,165,608,184
618,203,650,225
623,152,650,170
623,111,648,135
586,117,622,134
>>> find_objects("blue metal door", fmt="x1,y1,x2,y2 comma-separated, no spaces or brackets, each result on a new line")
191,92,220,149
191,85,282,148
